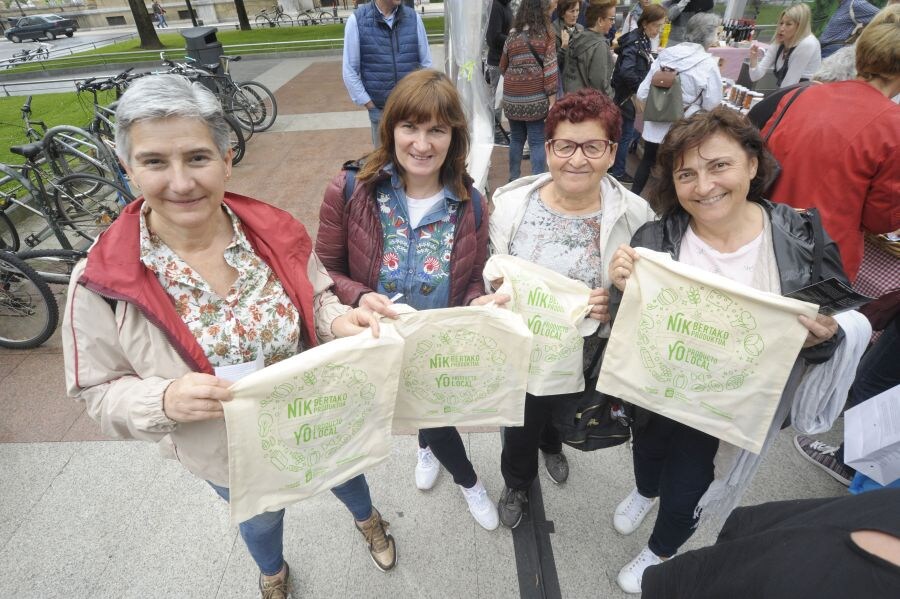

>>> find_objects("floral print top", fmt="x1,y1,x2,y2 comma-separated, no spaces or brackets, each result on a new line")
140,205,301,368
509,188,604,289
376,176,458,311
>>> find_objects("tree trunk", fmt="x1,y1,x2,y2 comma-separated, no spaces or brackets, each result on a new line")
127,0,164,49
234,0,252,31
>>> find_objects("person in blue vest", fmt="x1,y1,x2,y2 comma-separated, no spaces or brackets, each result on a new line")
342,0,433,147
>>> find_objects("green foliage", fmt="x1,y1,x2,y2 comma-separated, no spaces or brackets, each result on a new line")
0,91,116,166
3,16,446,74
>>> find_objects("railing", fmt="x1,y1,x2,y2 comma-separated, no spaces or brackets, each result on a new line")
0,32,444,96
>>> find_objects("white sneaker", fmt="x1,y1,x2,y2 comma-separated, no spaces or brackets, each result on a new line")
460,479,499,530
617,546,663,594
414,447,441,490
613,488,657,535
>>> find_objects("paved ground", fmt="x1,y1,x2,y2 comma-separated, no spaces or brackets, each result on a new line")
0,50,849,599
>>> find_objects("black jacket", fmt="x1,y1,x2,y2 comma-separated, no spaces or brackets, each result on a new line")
486,0,513,67
610,199,848,364
611,29,654,119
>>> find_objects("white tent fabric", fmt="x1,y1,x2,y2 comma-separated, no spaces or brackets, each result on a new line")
444,0,493,194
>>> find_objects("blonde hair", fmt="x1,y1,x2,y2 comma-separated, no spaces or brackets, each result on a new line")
780,3,812,48
855,4,900,81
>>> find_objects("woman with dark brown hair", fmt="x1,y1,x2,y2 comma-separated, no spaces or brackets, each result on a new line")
317,69,506,532
501,0,559,180
607,107,848,594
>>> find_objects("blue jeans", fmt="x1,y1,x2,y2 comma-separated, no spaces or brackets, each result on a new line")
611,115,637,178
208,474,373,575
367,106,383,147
508,119,546,181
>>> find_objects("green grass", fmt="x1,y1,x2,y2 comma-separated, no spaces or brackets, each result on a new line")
0,91,117,166
4,16,446,74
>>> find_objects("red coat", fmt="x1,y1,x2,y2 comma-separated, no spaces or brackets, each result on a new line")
764,80,900,281
316,169,489,308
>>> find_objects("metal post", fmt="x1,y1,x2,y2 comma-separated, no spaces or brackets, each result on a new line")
185,0,200,27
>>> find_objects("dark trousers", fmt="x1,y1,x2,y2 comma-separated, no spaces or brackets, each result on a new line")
633,413,719,558
631,140,659,196
501,393,565,491
418,427,478,488
836,315,900,467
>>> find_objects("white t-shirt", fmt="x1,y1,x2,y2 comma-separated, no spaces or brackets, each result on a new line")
405,190,445,229
679,224,764,288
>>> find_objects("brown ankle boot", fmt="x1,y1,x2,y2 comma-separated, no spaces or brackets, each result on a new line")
355,508,397,572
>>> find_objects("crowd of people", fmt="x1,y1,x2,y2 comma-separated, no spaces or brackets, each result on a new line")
60,1,898,598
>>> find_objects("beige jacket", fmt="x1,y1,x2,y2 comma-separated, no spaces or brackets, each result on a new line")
63,199,350,487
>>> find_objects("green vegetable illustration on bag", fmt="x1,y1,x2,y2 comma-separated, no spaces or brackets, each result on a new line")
256,363,374,483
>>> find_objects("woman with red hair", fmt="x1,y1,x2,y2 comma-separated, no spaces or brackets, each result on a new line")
489,88,655,528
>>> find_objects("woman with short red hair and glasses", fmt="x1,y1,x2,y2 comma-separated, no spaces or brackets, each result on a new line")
488,88,655,529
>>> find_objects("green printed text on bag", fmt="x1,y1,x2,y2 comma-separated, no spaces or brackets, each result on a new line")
391,305,532,429
224,327,404,525
597,248,818,453
483,254,597,396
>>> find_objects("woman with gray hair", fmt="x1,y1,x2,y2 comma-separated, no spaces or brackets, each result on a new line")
630,12,722,196
62,74,394,599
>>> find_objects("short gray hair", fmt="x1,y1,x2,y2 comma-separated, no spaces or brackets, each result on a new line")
813,45,857,82
684,12,722,48
114,74,231,165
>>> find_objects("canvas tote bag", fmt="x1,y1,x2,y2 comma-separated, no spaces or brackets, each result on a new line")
390,305,533,430
224,327,405,525
483,254,598,396
597,248,818,453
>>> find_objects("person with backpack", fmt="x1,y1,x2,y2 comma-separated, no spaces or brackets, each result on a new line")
501,0,559,181
316,69,507,533
609,2,667,184
630,12,722,197
562,1,617,97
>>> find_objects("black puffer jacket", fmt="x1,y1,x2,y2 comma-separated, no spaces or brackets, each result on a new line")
610,199,848,364
486,0,513,67
611,28,654,120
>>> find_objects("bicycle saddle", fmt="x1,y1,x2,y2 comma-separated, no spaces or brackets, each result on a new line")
9,142,43,161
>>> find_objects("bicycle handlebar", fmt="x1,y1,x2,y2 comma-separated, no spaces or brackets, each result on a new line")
22,96,32,113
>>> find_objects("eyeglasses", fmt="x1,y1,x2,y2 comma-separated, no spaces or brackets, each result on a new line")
547,138,614,159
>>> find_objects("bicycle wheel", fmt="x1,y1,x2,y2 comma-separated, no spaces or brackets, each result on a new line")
17,248,86,285
225,114,246,166
0,212,20,252
255,15,272,28
43,125,119,181
236,82,278,132
52,174,133,243
318,11,334,23
296,13,311,26
276,14,293,26
225,94,255,141
0,251,58,349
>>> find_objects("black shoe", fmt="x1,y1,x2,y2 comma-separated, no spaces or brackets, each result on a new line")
614,173,634,184
498,486,527,528
542,451,569,484
494,133,510,147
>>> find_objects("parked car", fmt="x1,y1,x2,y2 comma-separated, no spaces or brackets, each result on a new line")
5,14,78,43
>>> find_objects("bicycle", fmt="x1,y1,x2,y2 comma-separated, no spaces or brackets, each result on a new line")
19,95,120,183
17,247,86,285
3,42,51,68
162,53,277,134
0,143,134,251
0,250,58,349
295,8,334,26
156,55,249,163
255,5,294,28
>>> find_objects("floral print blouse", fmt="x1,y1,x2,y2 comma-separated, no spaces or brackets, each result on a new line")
140,205,301,368
376,178,458,311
